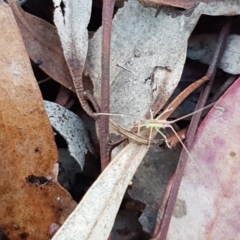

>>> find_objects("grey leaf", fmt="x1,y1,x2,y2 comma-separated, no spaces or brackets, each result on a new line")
44,101,93,170
188,34,240,75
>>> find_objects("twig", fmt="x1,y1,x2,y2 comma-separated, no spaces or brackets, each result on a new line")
166,128,187,147
158,77,209,120
210,75,237,103
97,0,116,171
146,72,210,122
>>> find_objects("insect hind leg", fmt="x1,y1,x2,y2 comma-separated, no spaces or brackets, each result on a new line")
155,127,171,148
167,125,204,176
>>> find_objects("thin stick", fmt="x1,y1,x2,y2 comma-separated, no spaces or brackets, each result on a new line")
148,110,154,146
98,0,116,171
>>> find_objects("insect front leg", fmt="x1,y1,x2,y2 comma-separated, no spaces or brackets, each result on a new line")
156,107,174,120
147,125,154,146
137,121,142,134
148,110,155,146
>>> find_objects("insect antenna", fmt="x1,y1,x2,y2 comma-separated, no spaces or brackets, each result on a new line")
168,102,215,124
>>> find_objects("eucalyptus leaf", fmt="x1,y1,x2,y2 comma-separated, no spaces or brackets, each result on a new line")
44,101,93,170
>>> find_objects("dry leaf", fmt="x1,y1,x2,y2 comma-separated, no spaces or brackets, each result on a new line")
52,143,149,240
53,0,93,116
53,0,91,65
45,100,94,170
51,1,240,239
188,34,240,74
0,3,76,239
85,0,240,131
8,0,74,91
167,77,240,239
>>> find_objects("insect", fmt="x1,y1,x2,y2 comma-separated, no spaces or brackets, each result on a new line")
95,103,215,173
135,103,214,147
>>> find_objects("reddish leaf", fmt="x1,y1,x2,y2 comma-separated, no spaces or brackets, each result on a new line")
167,77,240,238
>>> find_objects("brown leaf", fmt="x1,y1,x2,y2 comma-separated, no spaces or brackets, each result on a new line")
8,0,75,91
0,3,76,239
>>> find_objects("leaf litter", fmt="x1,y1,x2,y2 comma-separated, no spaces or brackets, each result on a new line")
1,0,240,239
54,1,240,239
8,0,74,91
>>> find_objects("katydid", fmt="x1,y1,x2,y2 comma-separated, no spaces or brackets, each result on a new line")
136,102,215,147
131,103,215,173
95,102,214,147
94,102,215,174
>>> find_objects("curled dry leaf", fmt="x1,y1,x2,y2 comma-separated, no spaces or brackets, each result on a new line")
53,0,93,115
44,101,94,170
53,0,91,64
8,0,74,91
0,3,76,239
167,77,240,239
